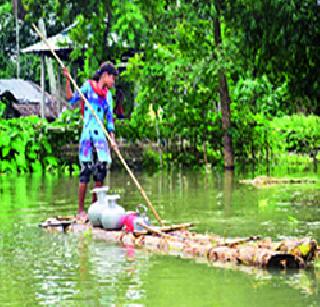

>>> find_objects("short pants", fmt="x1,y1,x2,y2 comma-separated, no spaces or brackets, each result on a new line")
78,128,111,183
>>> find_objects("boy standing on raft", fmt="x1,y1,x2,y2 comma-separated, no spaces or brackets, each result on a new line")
63,62,118,221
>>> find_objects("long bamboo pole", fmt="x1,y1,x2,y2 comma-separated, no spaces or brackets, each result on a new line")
32,24,164,226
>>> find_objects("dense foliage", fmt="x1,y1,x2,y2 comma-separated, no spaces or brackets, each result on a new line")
0,116,56,173
0,0,319,172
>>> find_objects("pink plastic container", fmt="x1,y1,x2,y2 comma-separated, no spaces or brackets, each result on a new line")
120,212,137,232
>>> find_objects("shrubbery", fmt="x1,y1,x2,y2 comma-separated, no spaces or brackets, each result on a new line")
0,108,319,174
0,116,56,173
269,115,320,155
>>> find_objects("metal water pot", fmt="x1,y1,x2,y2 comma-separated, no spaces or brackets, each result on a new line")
101,194,126,230
88,186,110,227
133,204,151,231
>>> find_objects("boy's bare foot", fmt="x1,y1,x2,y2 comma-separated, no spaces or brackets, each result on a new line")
76,211,89,224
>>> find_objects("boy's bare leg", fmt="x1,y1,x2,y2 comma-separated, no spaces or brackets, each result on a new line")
77,182,88,222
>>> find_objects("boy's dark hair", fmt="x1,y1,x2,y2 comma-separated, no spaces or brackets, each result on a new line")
92,62,119,81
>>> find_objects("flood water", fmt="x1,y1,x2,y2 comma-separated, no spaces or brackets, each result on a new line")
0,168,319,306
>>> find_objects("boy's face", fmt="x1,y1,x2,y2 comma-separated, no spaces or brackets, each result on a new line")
102,72,116,89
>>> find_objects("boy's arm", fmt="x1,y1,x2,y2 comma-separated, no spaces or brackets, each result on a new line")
63,68,73,100
105,91,116,148
63,68,89,105
106,91,115,132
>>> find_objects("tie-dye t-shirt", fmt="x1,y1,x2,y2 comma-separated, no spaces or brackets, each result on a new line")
68,81,114,163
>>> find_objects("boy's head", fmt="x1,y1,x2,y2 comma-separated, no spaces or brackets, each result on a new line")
95,62,119,89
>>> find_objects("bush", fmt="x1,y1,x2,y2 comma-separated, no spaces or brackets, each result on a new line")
269,115,320,155
0,116,54,173
142,148,160,169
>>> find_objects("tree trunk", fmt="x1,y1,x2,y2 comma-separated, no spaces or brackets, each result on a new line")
38,19,57,96
12,0,26,20
202,108,208,165
103,2,112,60
40,54,45,118
14,0,20,79
219,73,234,169
224,170,233,216
215,0,234,170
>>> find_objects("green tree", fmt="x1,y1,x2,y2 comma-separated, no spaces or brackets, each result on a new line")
121,1,237,167
225,0,320,114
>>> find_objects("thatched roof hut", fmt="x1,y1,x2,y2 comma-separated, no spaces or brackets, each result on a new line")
21,24,83,118
0,79,64,119
21,24,79,60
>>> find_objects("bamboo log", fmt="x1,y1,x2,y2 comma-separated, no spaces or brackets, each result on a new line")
157,223,194,232
39,217,318,269
240,176,318,186
135,222,194,236
71,222,317,268
137,222,172,239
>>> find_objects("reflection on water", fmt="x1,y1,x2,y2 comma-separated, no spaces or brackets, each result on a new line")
0,170,319,306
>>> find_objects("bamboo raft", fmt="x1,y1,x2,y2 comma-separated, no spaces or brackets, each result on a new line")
40,217,318,269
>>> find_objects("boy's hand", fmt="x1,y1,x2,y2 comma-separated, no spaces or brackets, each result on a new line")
109,133,117,150
63,67,70,80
